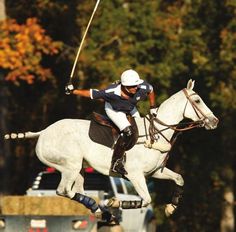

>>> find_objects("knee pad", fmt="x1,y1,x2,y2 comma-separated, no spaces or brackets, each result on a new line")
123,126,134,137
122,126,135,142
122,126,136,150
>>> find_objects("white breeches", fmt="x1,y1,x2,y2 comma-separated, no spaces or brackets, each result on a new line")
105,102,140,131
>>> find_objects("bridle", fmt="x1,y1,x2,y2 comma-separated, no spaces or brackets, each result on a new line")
145,88,209,145
142,88,212,173
182,88,211,123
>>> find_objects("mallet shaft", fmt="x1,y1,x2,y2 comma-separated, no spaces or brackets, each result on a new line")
69,0,100,81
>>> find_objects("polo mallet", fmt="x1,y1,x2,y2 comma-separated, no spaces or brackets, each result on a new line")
68,0,101,84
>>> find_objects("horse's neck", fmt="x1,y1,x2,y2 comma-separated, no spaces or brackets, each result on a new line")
158,91,185,126
137,91,185,142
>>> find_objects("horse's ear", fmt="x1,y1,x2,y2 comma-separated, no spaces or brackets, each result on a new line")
187,79,195,90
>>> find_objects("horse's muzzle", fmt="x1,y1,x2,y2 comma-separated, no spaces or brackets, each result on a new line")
204,115,219,130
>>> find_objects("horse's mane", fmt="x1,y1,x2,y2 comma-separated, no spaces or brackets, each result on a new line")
158,89,184,111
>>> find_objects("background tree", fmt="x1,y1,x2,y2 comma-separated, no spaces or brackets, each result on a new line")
0,0,62,193
0,0,6,20
0,0,235,231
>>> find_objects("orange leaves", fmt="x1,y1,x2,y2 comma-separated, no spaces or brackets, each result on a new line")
0,18,62,84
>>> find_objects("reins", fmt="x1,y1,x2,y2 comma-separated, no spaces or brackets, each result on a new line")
141,88,207,174
143,88,206,145
145,115,204,144
141,86,217,176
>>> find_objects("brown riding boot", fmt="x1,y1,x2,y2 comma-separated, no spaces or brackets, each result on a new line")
110,126,137,176
110,137,128,176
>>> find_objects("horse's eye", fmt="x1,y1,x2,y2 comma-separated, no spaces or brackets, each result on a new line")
195,99,200,104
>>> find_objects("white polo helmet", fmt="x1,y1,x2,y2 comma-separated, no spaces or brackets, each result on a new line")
121,69,144,86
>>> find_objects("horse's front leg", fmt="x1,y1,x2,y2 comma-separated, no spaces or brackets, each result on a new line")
128,172,152,207
151,167,184,216
106,173,151,209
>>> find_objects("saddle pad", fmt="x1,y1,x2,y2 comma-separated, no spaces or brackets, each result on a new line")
89,119,115,148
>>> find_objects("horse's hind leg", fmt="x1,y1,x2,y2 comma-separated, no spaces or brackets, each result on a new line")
56,169,80,197
57,168,99,213
72,173,85,194
56,171,83,196
57,169,120,222
72,173,117,222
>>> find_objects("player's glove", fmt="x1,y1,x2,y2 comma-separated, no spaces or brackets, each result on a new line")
150,106,158,117
65,84,74,95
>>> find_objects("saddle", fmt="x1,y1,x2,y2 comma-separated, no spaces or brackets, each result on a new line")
88,112,138,148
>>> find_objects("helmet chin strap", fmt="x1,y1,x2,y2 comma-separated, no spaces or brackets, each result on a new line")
124,86,131,93
121,85,134,97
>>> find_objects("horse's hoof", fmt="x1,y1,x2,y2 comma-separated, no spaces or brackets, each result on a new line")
56,190,65,196
165,204,177,217
94,208,103,220
106,197,120,208
94,207,115,223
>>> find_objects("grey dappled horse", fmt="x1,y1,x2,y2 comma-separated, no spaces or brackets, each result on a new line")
5,80,218,218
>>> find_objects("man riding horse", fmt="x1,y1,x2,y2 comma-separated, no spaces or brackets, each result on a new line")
65,69,157,175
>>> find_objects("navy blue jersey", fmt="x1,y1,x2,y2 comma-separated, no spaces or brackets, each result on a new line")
91,81,153,113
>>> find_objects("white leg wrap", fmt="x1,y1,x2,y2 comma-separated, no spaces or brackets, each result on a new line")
165,204,177,217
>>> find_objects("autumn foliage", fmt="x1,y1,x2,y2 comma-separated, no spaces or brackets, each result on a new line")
0,18,62,84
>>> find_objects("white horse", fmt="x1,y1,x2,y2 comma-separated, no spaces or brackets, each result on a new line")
4,80,218,219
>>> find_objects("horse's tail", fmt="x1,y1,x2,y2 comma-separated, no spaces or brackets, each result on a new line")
4,131,43,140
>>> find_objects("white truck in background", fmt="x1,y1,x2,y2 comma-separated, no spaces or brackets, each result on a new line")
26,167,156,232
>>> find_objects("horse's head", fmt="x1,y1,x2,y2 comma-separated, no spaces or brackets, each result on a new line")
182,79,219,130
